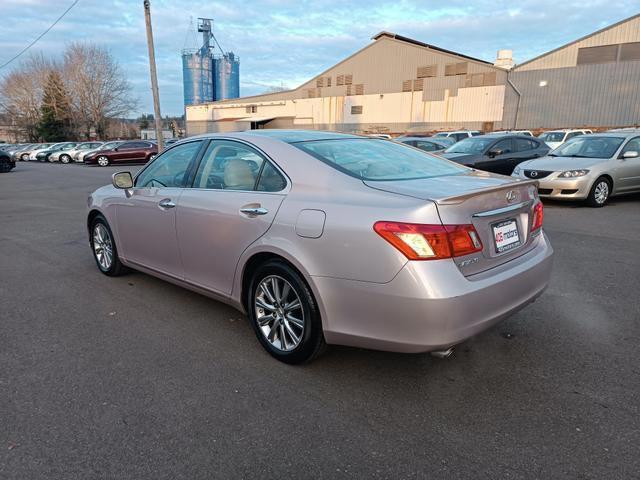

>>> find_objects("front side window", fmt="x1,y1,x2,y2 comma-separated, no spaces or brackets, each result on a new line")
193,140,265,190
620,137,640,155
415,141,438,152
294,138,466,181
538,132,564,142
491,139,513,155
445,137,494,154
135,141,202,188
119,142,137,150
552,136,624,158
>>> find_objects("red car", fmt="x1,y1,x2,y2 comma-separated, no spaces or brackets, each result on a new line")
84,141,158,167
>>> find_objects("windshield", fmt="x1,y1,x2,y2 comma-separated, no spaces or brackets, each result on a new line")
444,137,494,154
552,136,624,158
539,132,564,142
293,138,467,181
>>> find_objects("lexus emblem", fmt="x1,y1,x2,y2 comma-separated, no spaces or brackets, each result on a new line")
506,190,519,203
530,170,538,178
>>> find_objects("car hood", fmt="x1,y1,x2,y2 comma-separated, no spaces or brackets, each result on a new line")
363,171,519,202
519,155,607,170
439,152,480,163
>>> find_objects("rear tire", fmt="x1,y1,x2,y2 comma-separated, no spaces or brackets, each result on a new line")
90,215,127,276
586,177,611,207
20,153,29,161
97,156,110,167
0,160,12,173
247,260,326,364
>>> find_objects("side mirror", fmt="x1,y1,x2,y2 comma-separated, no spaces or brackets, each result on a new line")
113,147,119,151
488,148,503,158
112,171,133,189
622,150,639,159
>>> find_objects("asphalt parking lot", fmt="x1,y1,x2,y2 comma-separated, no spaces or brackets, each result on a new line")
1,161,639,479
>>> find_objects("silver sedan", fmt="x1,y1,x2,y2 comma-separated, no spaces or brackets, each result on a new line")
87,130,553,363
513,132,640,207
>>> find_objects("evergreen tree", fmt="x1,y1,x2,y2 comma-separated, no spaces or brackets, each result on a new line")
36,71,72,141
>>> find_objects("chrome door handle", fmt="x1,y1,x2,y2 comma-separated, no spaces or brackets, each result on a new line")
240,207,268,216
158,198,176,209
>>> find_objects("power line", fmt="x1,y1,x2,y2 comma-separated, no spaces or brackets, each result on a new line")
0,0,81,71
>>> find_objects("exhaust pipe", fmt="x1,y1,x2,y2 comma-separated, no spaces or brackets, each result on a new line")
430,347,454,359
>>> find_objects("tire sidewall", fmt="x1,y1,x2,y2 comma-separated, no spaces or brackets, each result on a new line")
247,261,323,364
587,177,611,207
90,215,121,276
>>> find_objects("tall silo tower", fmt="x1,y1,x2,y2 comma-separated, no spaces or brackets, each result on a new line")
214,52,240,100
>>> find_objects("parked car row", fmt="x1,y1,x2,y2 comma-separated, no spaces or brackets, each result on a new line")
0,140,161,167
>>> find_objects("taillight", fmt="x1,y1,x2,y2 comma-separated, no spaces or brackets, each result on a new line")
531,202,544,232
373,222,483,260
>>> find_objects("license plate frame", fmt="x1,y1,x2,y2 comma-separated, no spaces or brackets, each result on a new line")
492,219,521,254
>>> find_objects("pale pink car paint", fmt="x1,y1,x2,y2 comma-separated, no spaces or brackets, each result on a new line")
87,131,553,354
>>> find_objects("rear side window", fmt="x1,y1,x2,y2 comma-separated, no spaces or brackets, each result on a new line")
294,138,466,181
515,138,537,152
566,131,583,140
257,162,287,192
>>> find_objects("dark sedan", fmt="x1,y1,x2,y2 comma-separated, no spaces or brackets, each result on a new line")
396,136,453,153
84,140,158,167
0,149,16,173
440,135,550,175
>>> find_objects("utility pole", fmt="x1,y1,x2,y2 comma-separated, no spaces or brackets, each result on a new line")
143,0,164,151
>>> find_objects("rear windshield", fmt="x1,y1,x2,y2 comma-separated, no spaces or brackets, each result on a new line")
552,136,624,158
538,132,564,142
293,138,467,181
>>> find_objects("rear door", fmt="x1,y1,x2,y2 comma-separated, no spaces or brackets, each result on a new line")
513,137,545,171
176,139,287,295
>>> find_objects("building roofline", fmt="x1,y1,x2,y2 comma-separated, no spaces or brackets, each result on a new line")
371,31,494,65
513,13,640,70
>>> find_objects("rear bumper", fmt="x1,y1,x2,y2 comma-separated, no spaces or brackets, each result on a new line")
314,232,554,353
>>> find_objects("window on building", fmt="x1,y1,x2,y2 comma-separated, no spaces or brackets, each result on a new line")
402,80,412,92
351,105,363,115
413,79,423,91
337,75,345,86
245,105,257,113
445,62,468,76
417,65,437,78
316,77,324,87
355,84,364,95
326,76,332,87
344,74,353,85
620,42,640,62
576,45,619,64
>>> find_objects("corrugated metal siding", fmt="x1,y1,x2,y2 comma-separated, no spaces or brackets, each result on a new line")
515,15,640,71
506,60,640,128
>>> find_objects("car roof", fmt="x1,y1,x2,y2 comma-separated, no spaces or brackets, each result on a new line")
571,132,637,139
188,130,362,144
397,136,449,144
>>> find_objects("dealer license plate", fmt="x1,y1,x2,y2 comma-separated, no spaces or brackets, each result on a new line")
492,219,521,253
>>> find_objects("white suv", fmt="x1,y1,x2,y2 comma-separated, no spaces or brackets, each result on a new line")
433,130,482,142
538,129,592,150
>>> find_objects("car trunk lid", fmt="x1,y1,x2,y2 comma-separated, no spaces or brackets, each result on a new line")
363,172,540,276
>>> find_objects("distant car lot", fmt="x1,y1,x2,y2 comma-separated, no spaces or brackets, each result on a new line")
1,161,639,478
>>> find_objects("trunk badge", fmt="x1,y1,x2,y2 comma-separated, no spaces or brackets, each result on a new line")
506,190,519,203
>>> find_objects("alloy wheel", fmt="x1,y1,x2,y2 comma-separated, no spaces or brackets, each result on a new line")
594,181,609,204
60,154,70,164
254,275,305,352
92,223,113,270
97,156,109,167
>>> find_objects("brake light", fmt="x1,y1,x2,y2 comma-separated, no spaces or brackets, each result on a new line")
373,222,483,260
531,202,544,232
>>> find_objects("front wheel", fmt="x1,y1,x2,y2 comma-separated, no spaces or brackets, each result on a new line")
97,156,110,167
247,260,325,364
60,154,71,164
587,177,611,207
90,215,127,276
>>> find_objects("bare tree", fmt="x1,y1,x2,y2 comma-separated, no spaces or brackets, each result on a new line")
63,43,137,139
0,54,57,141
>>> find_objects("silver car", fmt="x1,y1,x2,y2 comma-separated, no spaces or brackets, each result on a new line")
513,132,640,207
51,142,104,164
87,131,553,363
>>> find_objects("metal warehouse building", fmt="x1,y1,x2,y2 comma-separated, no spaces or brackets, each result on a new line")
186,14,640,135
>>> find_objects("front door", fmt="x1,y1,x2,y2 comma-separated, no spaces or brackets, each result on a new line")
617,136,640,192
115,140,204,277
477,138,515,175
176,140,287,294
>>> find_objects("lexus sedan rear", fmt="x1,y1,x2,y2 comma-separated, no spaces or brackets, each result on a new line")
87,130,553,363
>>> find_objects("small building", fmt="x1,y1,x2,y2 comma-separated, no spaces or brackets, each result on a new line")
140,129,174,140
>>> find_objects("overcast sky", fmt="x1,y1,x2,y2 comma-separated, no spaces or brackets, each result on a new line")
0,0,637,116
